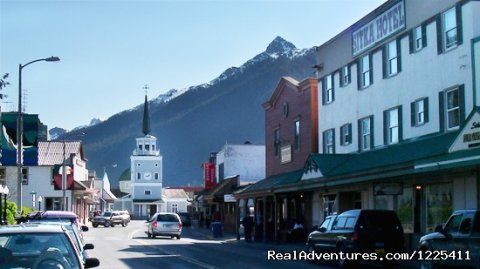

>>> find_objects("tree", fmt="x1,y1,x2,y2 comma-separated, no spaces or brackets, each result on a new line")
0,73,9,99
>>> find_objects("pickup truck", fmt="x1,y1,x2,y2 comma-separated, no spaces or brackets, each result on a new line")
418,209,480,269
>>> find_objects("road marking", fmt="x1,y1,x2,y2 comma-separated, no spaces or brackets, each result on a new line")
131,229,217,269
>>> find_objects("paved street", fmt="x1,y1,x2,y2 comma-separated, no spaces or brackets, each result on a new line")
84,220,335,269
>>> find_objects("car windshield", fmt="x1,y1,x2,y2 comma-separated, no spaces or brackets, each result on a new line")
0,232,81,269
102,212,112,217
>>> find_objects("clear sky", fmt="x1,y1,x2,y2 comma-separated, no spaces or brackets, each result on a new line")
0,0,386,131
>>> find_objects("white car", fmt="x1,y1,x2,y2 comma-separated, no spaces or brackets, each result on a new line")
146,212,182,239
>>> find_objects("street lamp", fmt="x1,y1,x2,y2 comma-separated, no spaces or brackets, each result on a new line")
38,195,43,211
17,56,60,212
0,185,9,225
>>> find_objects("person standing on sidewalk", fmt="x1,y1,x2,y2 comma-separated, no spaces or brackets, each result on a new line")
242,214,254,242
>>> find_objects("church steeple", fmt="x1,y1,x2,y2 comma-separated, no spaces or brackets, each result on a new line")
142,94,151,136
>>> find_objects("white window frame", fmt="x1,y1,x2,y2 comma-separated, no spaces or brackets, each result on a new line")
325,75,334,104
386,108,399,145
342,65,350,86
443,8,457,50
446,88,460,130
415,99,426,126
387,41,398,76
340,124,351,146
361,55,371,88
415,26,423,51
360,117,371,151
324,129,334,154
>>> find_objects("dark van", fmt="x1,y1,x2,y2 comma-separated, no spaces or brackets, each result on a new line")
307,209,404,268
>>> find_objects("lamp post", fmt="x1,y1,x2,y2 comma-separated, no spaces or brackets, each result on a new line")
0,185,9,225
0,185,4,224
38,195,43,211
17,56,60,212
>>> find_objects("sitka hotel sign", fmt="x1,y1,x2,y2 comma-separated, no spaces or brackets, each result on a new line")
352,0,405,56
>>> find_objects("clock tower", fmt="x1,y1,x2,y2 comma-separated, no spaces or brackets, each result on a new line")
130,94,163,218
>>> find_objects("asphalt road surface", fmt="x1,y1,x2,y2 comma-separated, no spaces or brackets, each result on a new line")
84,220,335,269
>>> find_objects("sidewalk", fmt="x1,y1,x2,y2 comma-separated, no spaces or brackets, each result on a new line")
187,223,417,269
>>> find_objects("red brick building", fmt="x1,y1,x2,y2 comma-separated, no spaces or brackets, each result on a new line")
263,76,318,177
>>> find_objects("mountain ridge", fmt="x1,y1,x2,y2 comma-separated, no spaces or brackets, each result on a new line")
61,36,317,187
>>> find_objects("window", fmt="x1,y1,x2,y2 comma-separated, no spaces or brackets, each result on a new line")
274,129,280,156
137,173,141,180
340,123,352,146
138,144,142,151
171,204,178,213
385,40,400,76
145,144,150,151
22,168,28,185
323,74,334,104
294,120,300,150
152,145,155,151
446,88,460,129
154,173,159,180
437,6,462,54
411,98,429,126
341,65,351,87
440,86,464,131
144,190,151,195
359,116,373,151
410,25,427,53
359,54,372,88
323,129,335,154
444,8,457,49
384,107,401,145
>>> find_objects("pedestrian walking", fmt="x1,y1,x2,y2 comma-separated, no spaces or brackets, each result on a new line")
242,214,254,242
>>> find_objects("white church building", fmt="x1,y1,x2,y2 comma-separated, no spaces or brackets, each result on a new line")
114,94,188,219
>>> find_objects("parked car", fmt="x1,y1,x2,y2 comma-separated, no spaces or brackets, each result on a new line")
306,209,404,268
146,212,182,239
418,209,480,269
0,223,99,269
28,221,94,264
178,212,192,226
92,211,128,227
26,210,87,231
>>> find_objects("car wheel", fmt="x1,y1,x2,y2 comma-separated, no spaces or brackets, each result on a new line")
419,259,436,269
307,243,317,263
176,235,181,240
104,221,110,227
337,244,354,269
92,223,98,228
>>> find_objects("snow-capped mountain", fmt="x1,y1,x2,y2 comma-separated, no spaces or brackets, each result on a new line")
73,36,317,187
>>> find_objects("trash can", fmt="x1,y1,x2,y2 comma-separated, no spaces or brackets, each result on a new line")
211,221,223,238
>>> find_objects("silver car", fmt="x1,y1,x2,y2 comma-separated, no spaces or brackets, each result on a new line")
146,212,182,239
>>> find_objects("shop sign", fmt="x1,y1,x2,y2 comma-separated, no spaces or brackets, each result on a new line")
224,194,236,203
281,145,292,164
352,0,405,56
450,111,480,152
374,182,403,195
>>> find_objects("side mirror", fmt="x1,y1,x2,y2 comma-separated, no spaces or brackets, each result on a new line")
84,243,94,250
318,227,327,233
81,225,89,232
85,258,100,268
434,224,444,233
